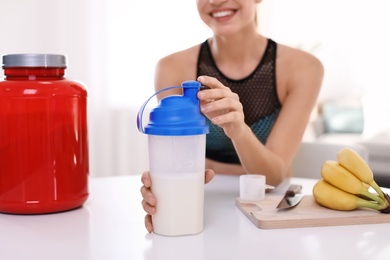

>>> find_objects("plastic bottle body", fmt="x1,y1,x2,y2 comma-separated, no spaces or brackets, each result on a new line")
149,134,206,236
0,58,89,214
140,80,209,236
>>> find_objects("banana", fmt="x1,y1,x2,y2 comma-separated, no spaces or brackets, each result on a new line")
362,182,370,190
321,160,384,204
313,179,388,212
337,147,385,199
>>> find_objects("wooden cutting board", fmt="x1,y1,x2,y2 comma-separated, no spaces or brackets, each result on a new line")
236,195,390,229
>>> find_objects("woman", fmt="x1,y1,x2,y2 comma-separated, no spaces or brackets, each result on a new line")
141,0,324,233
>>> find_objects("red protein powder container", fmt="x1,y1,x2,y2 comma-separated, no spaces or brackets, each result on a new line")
0,54,89,214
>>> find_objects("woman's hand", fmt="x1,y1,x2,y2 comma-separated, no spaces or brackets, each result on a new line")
197,76,246,140
140,169,215,233
140,171,156,233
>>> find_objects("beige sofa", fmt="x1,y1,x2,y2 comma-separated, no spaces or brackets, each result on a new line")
301,114,390,187
292,141,369,179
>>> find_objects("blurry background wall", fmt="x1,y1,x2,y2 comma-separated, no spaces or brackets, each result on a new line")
1,0,389,177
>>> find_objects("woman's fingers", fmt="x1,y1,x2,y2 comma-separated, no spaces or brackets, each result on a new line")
197,76,245,136
197,75,227,89
141,171,156,233
197,76,240,115
141,186,157,208
141,171,151,188
205,169,215,184
140,171,156,213
200,94,241,113
144,214,153,233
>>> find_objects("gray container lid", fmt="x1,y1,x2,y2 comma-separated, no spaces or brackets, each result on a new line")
2,54,66,68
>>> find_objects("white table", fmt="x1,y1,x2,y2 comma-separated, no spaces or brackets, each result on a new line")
1,174,390,260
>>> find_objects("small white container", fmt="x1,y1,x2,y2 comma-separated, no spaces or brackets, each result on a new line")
239,174,266,202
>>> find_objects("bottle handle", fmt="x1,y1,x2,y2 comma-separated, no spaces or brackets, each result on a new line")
137,86,183,133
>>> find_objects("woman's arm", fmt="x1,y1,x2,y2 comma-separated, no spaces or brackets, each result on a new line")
197,50,324,186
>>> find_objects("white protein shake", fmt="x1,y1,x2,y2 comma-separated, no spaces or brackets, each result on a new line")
142,81,209,236
151,172,204,236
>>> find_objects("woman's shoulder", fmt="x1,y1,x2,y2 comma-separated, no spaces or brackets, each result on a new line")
273,40,324,99
276,42,323,73
156,44,201,73
154,43,202,92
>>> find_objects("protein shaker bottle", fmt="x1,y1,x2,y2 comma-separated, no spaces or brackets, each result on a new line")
0,54,89,214
138,80,209,236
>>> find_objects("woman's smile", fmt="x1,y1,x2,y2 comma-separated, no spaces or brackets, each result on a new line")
210,9,237,20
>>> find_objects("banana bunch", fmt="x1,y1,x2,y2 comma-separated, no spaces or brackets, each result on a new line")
313,147,390,213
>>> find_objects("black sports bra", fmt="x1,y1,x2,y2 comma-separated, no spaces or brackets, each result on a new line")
196,38,282,164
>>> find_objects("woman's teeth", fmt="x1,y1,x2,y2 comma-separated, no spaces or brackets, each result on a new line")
212,10,234,18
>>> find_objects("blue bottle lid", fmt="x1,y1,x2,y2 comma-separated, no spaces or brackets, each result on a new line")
143,80,209,136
